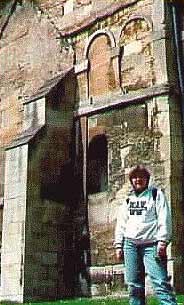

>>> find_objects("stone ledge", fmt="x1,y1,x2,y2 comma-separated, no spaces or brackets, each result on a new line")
74,84,171,117
5,125,45,150
59,0,139,37
152,29,168,41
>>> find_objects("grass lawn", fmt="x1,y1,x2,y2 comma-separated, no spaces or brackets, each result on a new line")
0,295,183,305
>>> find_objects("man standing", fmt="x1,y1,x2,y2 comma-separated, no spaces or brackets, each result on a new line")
114,165,177,305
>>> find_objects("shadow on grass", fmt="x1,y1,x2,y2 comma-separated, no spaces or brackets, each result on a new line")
0,295,183,305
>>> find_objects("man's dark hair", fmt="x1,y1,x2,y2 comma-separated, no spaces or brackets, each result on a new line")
129,165,151,182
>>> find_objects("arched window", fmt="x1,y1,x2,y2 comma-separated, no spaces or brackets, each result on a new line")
87,34,116,98
87,134,108,194
120,18,153,91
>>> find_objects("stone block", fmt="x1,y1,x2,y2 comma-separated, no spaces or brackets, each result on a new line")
1,277,23,296
170,114,182,137
2,203,26,223
88,192,110,225
155,96,169,111
48,238,58,251
74,59,89,74
33,236,49,252
7,222,24,236
0,0,184,300
153,39,168,84
38,279,57,288
23,98,45,130
5,184,27,199
171,135,183,161
124,41,143,56
1,263,22,279
48,269,58,280
153,0,165,29
41,252,57,265
170,179,183,203
157,113,170,136
46,287,57,298
4,146,28,199
159,135,170,161
0,293,23,303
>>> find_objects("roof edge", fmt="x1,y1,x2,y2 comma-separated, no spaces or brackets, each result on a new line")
6,125,45,150
59,0,139,38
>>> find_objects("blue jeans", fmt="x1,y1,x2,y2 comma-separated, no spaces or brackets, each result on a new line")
123,239,177,305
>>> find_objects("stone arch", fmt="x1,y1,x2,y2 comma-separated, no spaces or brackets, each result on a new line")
118,16,154,92
84,29,116,59
85,30,117,99
119,15,153,42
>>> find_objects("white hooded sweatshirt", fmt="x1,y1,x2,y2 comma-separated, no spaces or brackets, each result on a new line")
114,187,172,248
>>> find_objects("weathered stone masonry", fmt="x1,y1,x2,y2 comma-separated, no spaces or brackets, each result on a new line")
0,0,184,302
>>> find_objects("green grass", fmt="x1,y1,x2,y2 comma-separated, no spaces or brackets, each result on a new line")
0,295,184,305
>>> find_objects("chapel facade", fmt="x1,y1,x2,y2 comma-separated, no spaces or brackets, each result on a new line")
0,0,184,302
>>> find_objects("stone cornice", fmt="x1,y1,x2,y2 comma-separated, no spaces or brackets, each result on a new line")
59,0,139,38
6,125,45,150
74,84,171,117
23,67,73,104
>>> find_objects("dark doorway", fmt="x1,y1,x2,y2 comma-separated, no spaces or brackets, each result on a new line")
87,134,108,194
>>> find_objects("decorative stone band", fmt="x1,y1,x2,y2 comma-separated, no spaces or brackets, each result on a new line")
74,83,171,117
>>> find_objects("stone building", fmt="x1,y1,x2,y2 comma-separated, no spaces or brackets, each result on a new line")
0,0,184,302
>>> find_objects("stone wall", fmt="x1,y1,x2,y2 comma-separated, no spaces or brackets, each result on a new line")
24,132,69,301
24,76,76,301
0,1,73,201
0,3,72,102
0,71,77,302
169,95,184,292
1,144,28,303
0,0,184,301
73,0,165,111
86,96,176,295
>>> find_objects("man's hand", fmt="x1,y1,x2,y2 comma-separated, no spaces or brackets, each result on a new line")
115,248,124,262
157,241,167,259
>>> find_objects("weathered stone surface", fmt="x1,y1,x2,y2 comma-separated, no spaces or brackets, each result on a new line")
0,0,184,302
1,145,28,303
45,0,140,36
